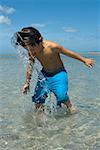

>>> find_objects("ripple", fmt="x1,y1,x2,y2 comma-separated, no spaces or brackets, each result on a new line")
0,55,100,150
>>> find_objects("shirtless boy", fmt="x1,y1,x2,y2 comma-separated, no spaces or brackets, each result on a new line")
12,27,94,113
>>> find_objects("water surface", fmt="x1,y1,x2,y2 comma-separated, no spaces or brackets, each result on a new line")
0,54,100,150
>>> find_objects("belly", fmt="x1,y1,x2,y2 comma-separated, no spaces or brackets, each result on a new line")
40,58,64,73
36,52,64,73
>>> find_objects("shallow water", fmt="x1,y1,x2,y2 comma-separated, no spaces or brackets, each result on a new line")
0,54,100,150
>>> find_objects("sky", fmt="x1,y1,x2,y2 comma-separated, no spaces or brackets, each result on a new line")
0,0,99,54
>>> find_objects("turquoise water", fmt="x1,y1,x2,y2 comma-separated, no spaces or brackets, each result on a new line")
0,54,100,150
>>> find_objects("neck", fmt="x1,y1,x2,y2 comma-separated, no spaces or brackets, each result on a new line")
39,41,46,52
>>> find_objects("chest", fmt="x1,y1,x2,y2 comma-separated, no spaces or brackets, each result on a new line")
36,49,56,62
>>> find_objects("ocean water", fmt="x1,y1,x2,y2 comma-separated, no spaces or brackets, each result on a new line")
0,53,100,150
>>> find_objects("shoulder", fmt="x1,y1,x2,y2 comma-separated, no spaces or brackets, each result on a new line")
45,40,60,47
44,40,62,53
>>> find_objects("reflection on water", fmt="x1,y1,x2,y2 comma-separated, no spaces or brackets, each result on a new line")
0,54,100,150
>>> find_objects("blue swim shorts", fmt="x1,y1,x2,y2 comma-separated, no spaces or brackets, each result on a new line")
32,67,69,106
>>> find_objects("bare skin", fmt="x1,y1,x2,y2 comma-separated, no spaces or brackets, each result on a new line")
22,40,95,113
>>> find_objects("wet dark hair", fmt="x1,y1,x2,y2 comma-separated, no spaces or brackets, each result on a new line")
11,27,43,48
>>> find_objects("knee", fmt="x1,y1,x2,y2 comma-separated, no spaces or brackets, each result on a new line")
32,93,48,104
57,92,69,104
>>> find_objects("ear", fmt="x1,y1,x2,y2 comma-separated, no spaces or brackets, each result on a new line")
39,36,43,42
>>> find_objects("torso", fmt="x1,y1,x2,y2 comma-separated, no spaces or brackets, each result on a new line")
34,40,64,73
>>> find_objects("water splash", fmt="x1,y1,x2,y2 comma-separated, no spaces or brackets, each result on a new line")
32,70,57,113
16,46,57,112
16,45,29,67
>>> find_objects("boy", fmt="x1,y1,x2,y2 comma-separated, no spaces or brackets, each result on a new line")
12,27,94,113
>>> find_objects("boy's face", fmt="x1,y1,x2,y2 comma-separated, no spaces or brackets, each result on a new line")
24,42,42,57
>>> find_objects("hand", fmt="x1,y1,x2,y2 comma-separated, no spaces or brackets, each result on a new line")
84,58,95,68
22,83,30,95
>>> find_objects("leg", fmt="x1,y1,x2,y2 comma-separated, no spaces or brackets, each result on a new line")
64,99,72,108
35,103,45,111
49,71,77,114
56,93,77,114
64,99,77,114
32,75,49,111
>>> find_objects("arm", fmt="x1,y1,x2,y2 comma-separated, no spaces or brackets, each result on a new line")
25,56,34,85
56,44,95,68
22,53,35,94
